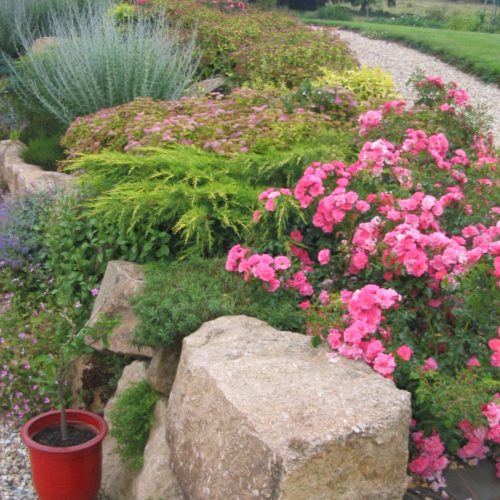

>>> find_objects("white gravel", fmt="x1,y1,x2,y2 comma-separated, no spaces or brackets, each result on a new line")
0,420,36,500
335,29,500,146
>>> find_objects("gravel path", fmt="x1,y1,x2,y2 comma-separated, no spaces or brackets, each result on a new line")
0,420,36,500
335,29,500,146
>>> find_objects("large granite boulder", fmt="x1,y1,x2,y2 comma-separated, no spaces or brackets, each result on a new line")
86,260,153,357
0,140,71,198
167,316,411,500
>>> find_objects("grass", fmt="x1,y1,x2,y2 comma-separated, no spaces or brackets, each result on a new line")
303,19,500,85
368,0,486,18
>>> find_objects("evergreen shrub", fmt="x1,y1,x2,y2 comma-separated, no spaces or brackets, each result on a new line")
109,380,158,469
132,257,305,347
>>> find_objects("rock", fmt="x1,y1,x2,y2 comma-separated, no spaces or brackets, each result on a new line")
0,140,71,198
146,344,182,397
167,316,411,500
131,397,184,500
184,77,226,97
86,260,153,358
31,37,60,54
101,360,148,500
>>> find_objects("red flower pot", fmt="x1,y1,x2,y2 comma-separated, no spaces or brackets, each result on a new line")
21,409,108,500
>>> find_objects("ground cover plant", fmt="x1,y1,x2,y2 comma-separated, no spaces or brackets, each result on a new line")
62,88,353,157
304,19,500,85
226,75,500,485
132,257,305,347
6,0,199,125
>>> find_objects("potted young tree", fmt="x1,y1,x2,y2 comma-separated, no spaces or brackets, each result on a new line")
20,311,110,500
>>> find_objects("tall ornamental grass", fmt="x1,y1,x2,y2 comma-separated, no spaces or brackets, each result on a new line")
0,0,90,58
7,1,199,124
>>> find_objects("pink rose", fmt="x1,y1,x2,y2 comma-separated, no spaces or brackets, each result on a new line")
397,345,413,361
318,249,331,266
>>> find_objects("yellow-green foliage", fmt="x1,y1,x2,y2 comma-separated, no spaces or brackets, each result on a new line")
316,66,398,108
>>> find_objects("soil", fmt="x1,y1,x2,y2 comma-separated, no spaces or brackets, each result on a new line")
33,424,96,447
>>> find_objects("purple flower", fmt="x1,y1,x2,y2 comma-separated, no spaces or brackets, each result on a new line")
75,301,81,309
91,288,100,297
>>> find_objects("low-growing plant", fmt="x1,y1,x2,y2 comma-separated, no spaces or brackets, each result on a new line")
62,88,344,158
132,257,305,347
21,134,65,171
41,194,171,310
7,0,199,124
0,192,55,269
109,380,158,469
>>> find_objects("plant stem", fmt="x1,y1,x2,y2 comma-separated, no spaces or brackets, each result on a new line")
58,353,68,442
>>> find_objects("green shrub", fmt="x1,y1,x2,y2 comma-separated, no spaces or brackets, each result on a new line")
42,194,170,311
21,134,64,171
445,13,481,32
314,4,353,21
163,0,356,86
315,66,398,108
132,257,306,347
62,136,356,258
62,88,343,158
412,368,500,454
7,0,199,124
109,380,158,469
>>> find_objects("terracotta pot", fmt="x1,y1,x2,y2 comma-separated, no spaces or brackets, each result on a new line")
21,409,108,500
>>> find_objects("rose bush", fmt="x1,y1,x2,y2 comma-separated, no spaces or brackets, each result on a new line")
226,76,500,486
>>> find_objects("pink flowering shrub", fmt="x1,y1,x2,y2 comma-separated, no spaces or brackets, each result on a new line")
62,88,338,157
226,76,500,481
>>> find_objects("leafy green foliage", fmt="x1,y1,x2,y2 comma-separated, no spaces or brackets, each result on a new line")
412,369,499,454
42,194,170,310
109,380,158,469
162,0,356,87
21,134,64,171
310,4,354,21
132,257,305,347
7,0,199,124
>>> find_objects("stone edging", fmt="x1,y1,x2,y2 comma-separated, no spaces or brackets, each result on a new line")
0,140,72,198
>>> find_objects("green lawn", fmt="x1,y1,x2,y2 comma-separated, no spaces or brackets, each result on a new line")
303,19,500,85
